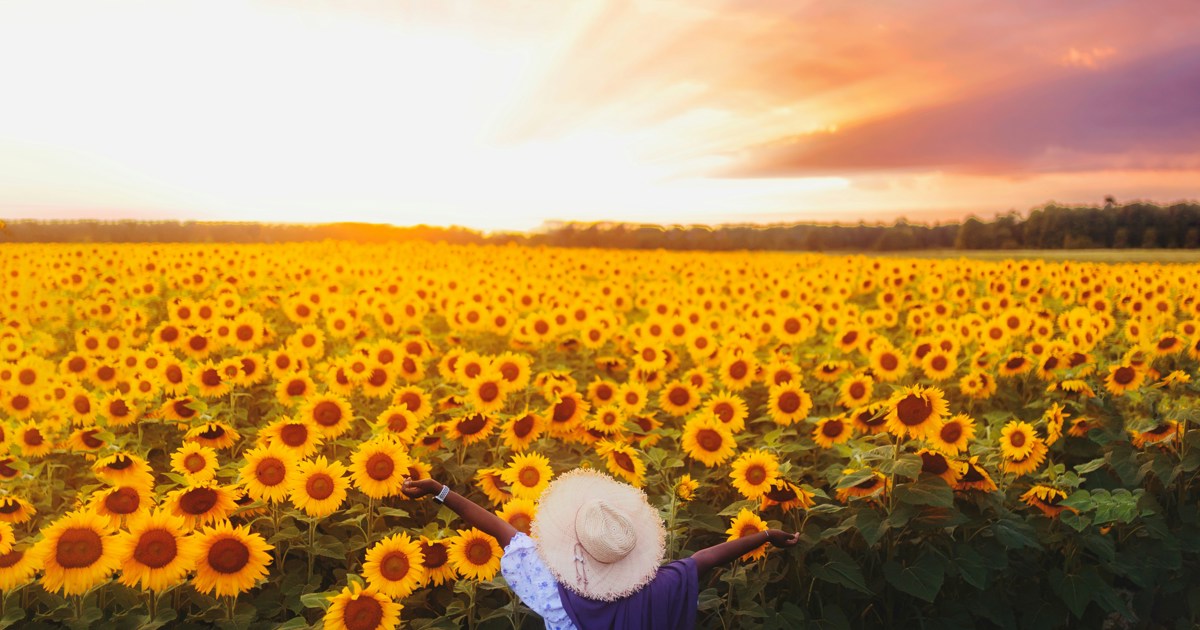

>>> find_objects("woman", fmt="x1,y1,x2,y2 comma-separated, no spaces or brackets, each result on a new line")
401,468,799,629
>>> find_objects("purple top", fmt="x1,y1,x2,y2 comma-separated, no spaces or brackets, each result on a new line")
556,558,700,630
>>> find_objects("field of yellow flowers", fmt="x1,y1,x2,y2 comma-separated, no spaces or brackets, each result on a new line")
1,241,1199,629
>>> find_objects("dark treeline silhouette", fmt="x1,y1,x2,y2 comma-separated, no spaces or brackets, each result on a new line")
3,201,1199,250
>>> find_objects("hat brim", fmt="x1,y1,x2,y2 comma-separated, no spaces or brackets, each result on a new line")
532,468,666,601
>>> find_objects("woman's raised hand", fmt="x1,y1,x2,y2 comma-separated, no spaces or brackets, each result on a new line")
401,477,443,499
765,529,800,548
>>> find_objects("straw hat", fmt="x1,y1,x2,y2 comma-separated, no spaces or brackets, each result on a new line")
531,468,666,601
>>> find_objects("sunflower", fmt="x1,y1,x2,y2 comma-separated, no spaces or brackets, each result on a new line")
850,402,890,436
113,510,198,592
997,352,1034,378
763,360,800,388
587,406,627,436
275,374,316,407
16,422,52,458
546,392,589,437
374,406,420,445
474,468,514,505
302,394,354,439
812,360,851,383
0,545,39,592
681,415,737,467
703,391,749,434
836,375,874,409
65,426,107,455
884,385,949,441
324,582,402,630
363,531,426,599
1021,485,1074,518
0,522,12,555
768,382,813,426
729,449,780,500
192,522,273,597
1043,403,1068,446
917,449,965,485
596,440,646,487
718,353,757,392
869,346,907,382
391,386,433,424
1132,421,1181,449
350,438,409,499
185,421,241,450
1104,363,1144,396
958,369,997,400
492,352,532,391
495,498,538,536
1152,332,1185,356
999,421,1037,460
448,412,496,445
760,481,815,511
260,417,323,459
500,410,545,452
240,444,299,504
1068,416,1097,438
164,482,239,530
1002,438,1048,476
466,369,510,415
93,451,156,491
290,456,350,518
683,367,714,394
835,469,889,503
812,416,852,449
0,497,36,524
658,380,701,417
920,350,958,382
33,510,119,596
632,342,668,372
501,452,554,500
676,475,700,502
615,382,649,414
929,414,975,455
90,484,152,529
193,361,231,398
170,442,220,484
725,509,769,561
448,528,502,581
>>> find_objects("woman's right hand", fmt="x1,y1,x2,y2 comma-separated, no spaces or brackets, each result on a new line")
765,529,800,548
401,477,444,499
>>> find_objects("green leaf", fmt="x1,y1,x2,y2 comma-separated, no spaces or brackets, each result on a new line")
1050,568,1091,618
1074,457,1106,474
1058,511,1092,532
883,553,945,603
807,547,872,594
952,544,990,590
835,468,877,490
854,508,888,547
879,453,923,479
894,477,954,508
300,591,334,611
276,618,311,630
992,518,1041,550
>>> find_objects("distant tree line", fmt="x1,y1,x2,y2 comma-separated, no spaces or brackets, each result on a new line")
2,201,1198,250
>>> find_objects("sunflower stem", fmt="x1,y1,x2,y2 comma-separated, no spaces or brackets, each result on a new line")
366,497,376,547
225,595,237,621
306,517,317,584
147,589,158,620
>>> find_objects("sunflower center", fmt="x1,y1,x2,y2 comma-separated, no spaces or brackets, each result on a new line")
342,594,384,630
134,529,178,569
304,473,335,501
463,363,482,379
313,401,343,427
457,414,487,436
518,466,540,488
0,550,23,569
236,325,254,341
696,428,724,452
841,331,858,345
96,366,116,381
478,382,500,403
81,430,103,449
11,395,30,411
56,527,103,569
553,398,577,423
961,465,985,483
256,458,287,486
668,387,690,407
198,425,226,440
777,392,801,414
613,451,636,473
728,361,748,380
1158,337,1177,350
106,487,141,514
745,464,767,485
940,421,963,443
465,539,492,566
0,501,18,514
172,400,195,419
421,542,448,569
624,392,640,406
1005,357,1025,370
848,382,866,399
201,369,221,387
366,453,395,481
765,485,797,502
930,356,948,371
280,424,309,447
368,369,387,387
398,392,422,413
23,428,43,446
180,487,218,514
73,395,91,415
920,452,949,475
1113,366,1136,385
509,513,532,534
384,413,409,434
1010,431,1026,448
208,538,250,574
821,419,845,438
879,354,899,371
512,415,534,438
713,403,735,423
286,380,306,396
896,394,933,426
182,452,207,473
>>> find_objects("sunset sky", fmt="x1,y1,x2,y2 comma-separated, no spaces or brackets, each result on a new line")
1,1,1198,232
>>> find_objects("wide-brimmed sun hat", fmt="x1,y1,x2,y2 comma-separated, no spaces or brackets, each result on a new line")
531,468,666,601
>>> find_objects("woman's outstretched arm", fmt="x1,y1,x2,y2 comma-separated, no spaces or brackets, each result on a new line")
690,529,799,576
401,477,518,548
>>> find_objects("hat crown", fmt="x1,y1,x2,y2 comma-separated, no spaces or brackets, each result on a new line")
575,499,637,564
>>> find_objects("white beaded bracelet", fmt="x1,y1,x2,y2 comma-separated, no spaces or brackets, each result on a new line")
433,484,451,504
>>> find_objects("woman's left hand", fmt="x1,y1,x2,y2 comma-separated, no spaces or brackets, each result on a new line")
401,477,444,499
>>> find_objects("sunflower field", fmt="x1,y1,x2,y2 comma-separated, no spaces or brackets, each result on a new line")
2,242,1200,629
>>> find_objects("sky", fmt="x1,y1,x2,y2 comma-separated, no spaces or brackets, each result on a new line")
1,0,1198,232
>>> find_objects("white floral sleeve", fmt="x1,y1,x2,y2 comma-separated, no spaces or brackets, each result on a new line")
500,533,577,630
